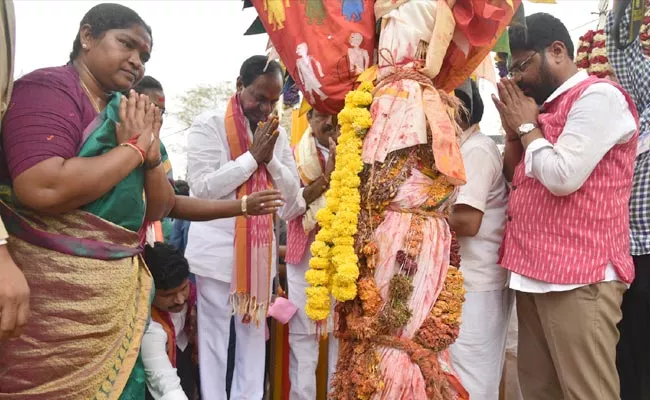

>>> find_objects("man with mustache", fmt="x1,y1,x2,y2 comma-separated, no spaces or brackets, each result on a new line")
280,108,338,400
185,55,300,400
493,12,639,400
142,242,198,400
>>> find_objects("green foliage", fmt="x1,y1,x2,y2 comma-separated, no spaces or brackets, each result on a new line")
174,82,235,127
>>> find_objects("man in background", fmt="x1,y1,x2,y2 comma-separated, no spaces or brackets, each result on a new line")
142,242,198,400
449,79,511,399
279,108,338,399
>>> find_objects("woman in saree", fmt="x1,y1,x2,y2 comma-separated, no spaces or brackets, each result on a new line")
0,4,285,399
0,3,170,399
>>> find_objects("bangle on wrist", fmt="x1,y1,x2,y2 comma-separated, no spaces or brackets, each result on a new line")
241,195,248,218
145,158,163,170
120,142,145,166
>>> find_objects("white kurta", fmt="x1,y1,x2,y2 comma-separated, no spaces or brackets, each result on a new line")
278,142,338,399
449,128,512,399
185,107,301,400
141,306,189,400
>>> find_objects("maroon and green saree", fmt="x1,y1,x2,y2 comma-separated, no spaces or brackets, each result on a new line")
0,66,164,400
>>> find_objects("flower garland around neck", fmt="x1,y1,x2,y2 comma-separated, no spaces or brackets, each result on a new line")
304,81,374,324
576,29,615,79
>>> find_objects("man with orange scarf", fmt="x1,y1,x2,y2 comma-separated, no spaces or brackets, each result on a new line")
185,56,300,400
142,242,198,400
279,108,338,400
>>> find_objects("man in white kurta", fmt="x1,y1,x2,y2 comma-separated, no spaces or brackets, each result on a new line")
448,79,511,399
185,56,300,400
279,109,338,400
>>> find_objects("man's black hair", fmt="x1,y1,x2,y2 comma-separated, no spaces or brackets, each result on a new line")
509,12,574,60
455,80,484,126
133,76,163,94
174,180,190,196
239,55,283,87
144,242,189,291
70,3,152,61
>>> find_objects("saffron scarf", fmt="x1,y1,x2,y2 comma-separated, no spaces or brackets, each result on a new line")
225,94,274,324
150,283,198,368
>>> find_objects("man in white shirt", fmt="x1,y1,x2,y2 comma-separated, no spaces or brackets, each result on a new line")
278,108,338,400
492,13,638,400
448,79,511,399
142,242,197,400
185,55,300,400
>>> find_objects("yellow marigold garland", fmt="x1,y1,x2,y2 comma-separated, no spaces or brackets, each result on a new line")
305,82,374,322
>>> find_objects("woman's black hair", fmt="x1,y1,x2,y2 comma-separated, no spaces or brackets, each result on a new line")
509,12,574,60
144,242,190,291
133,76,163,94
239,55,283,87
69,3,152,62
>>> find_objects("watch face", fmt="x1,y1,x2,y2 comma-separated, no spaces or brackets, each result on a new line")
519,123,535,133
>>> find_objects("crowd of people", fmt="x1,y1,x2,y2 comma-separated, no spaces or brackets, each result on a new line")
0,1,649,400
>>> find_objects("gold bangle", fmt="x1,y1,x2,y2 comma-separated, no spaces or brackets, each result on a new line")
241,195,248,218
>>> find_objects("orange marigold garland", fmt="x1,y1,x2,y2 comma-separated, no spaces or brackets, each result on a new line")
449,226,461,268
415,266,465,352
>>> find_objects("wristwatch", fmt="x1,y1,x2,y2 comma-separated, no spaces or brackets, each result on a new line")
517,122,538,138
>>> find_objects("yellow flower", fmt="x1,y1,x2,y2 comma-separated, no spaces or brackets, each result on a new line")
309,257,329,270
305,269,330,286
332,283,357,301
305,80,374,322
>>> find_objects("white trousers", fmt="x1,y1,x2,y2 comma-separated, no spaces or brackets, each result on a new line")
449,288,514,400
196,276,266,400
502,300,524,400
288,333,338,400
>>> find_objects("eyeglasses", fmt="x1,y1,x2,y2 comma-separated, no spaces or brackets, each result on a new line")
507,51,537,79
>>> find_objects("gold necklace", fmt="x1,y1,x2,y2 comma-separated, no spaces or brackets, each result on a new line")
80,80,104,113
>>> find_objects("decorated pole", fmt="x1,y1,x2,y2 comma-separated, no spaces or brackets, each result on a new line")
248,1,521,398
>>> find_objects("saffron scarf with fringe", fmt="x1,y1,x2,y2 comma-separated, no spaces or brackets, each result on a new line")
225,94,274,324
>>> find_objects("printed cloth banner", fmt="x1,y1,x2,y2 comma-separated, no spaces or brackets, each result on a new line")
251,0,376,114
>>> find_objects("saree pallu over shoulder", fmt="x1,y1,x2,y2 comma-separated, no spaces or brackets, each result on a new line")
0,90,152,398
0,189,152,399
79,93,148,233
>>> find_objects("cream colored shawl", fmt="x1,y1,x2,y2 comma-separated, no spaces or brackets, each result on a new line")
294,126,326,233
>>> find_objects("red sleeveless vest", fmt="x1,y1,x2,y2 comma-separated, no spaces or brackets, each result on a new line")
500,76,639,284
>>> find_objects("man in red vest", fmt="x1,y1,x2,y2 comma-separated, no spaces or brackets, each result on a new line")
142,242,198,400
492,13,639,400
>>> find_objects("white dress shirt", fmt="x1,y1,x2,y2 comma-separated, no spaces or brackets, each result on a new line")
184,108,301,282
509,70,637,293
142,305,189,400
